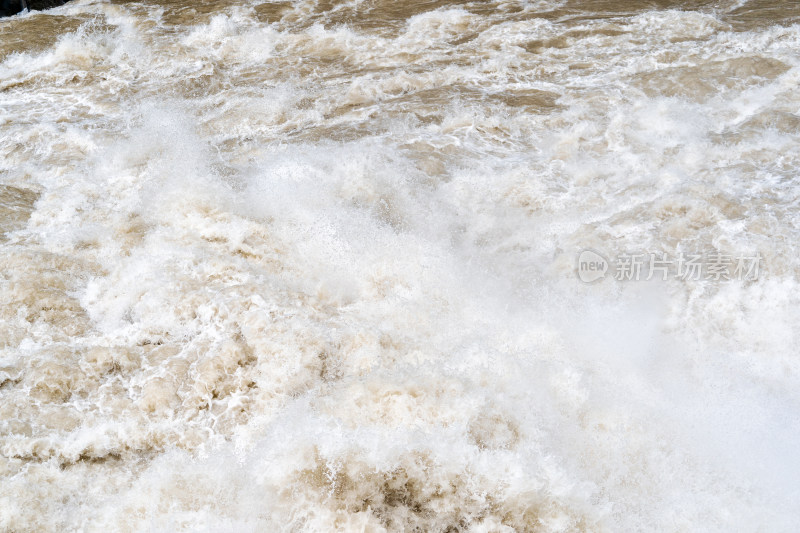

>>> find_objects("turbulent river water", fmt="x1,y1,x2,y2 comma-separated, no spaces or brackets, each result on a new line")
1,0,800,531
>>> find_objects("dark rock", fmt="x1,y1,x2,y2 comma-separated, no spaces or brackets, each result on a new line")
1,0,70,18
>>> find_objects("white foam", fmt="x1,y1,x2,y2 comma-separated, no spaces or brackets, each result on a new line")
1,1,800,530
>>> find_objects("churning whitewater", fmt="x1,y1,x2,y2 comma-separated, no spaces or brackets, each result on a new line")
1,0,800,531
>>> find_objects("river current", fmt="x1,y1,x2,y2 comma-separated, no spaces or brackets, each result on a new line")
1,0,800,531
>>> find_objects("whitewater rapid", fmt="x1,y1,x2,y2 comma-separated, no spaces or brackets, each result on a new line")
1,0,800,530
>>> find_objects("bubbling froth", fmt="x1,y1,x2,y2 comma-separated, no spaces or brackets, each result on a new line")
1,0,800,531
